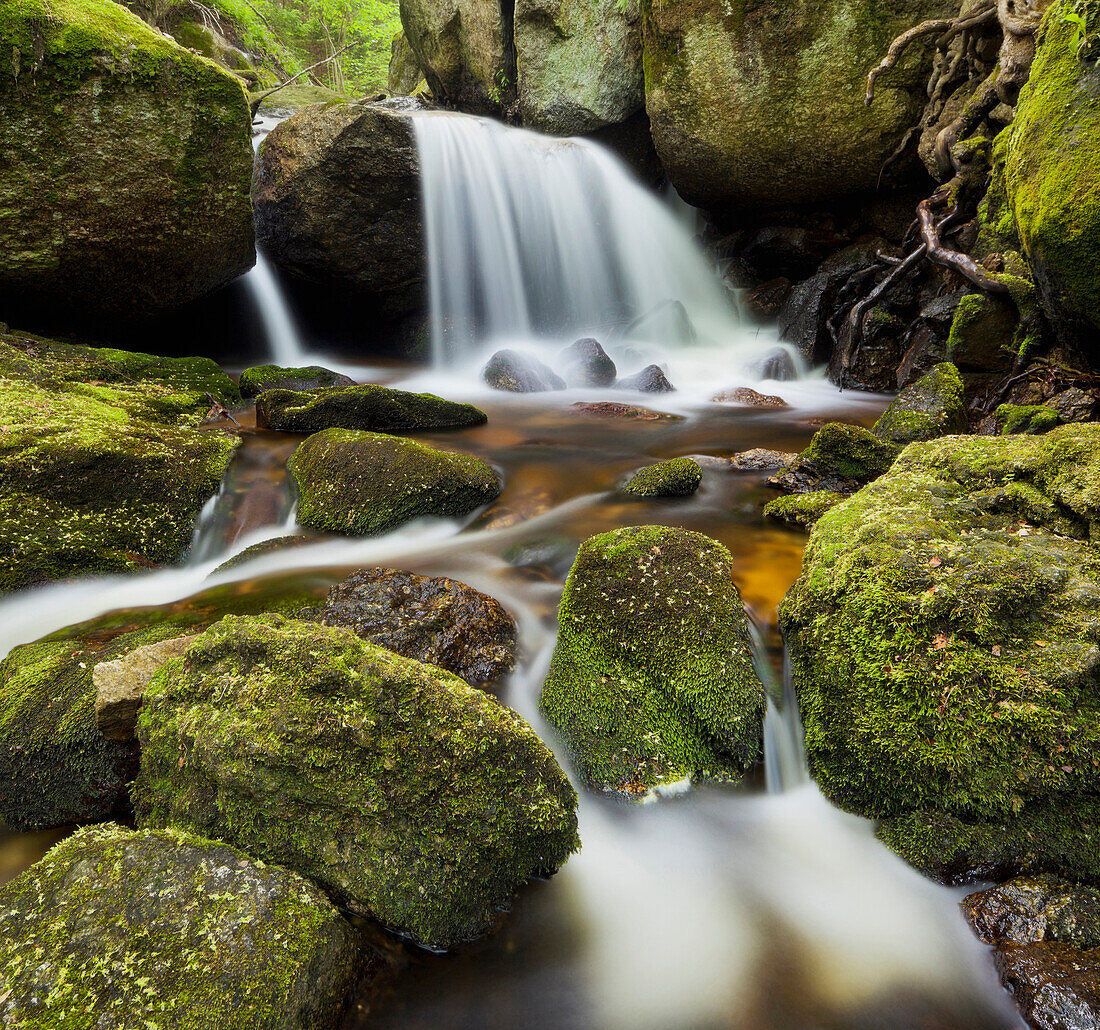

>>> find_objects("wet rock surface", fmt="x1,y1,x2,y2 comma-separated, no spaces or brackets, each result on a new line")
240,364,355,398
560,338,616,388
768,423,900,494
728,448,798,472
871,362,967,446
483,350,567,393
615,364,675,393
964,876,1100,949
712,387,788,408
317,567,517,686
568,401,682,421
995,943,1100,1030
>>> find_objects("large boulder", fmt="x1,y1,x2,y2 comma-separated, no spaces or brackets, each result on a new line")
0,333,239,592
515,0,643,134
540,526,766,794
399,0,512,113
240,364,355,398
871,362,968,446
252,100,425,320
482,349,566,392
0,824,360,1030
1002,1,1100,348
781,428,1100,845
317,567,517,686
0,0,254,323
641,0,954,209
256,385,488,433
133,615,580,950
288,429,502,535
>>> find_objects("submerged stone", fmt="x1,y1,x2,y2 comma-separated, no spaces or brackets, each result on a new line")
134,615,580,950
768,423,900,494
620,457,702,498
540,526,765,794
240,364,355,398
288,429,502,536
0,824,360,1030
872,362,967,446
256,384,488,433
317,567,517,686
568,401,682,421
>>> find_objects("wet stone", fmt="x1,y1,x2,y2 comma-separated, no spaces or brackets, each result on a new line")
963,876,1100,949
568,402,683,421
483,350,566,392
615,364,675,393
94,634,197,742
560,338,616,387
711,387,788,408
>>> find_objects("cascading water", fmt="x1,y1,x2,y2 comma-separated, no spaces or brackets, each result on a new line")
412,112,797,380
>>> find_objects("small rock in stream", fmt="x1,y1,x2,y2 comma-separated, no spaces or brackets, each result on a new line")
483,350,567,392
560,338,616,387
711,386,788,408
568,401,682,421
615,364,675,393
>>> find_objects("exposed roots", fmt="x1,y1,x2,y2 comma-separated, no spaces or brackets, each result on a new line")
917,186,1010,292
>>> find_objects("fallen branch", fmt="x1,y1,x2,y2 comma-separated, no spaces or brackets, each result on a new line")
249,41,360,120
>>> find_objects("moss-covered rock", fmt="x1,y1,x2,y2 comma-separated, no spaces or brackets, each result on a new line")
515,0,643,134
0,0,254,322
288,429,502,536
256,384,488,433
641,0,955,209
620,457,702,498
781,426,1100,836
0,578,325,830
0,823,360,1030
946,293,1018,373
240,364,354,399
540,526,765,794
1002,0,1100,346
872,362,967,446
996,403,1063,436
768,422,901,494
134,614,580,950
763,490,843,529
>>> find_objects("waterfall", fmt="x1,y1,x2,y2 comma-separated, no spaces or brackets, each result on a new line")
412,112,768,369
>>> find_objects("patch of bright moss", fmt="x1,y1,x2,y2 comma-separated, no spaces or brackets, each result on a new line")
620,457,702,497
763,490,843,529
996,403,1062,436
872,363,967,445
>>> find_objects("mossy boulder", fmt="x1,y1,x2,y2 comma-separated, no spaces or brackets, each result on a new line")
641,0,955,209
0,578,325,830
768,422,901,494
946,293,1018,372
1002,0,1100,347
256,385,488,433
133,615,580,950
252,100,425,321
398,0,511,112
872,362,967,446
781,427,1100,842
0,824,360,1030
0,0,254,323
288,429,502,536
540,526,766,794
996,403,1062,436
515,0,643,134
763,490,843,529
620,457,702,498
240,364,354,399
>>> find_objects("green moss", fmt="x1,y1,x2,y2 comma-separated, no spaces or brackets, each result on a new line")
540,526,765,794
872,363,967,445
781,425,1100,825
133,614,580,950
288,428,502,536
239,363,348,398
250,83,348,113
256,384,488,434
772,422,901,493
0,578,325,830
996,403,1063,435
620,457,702,497
763,490,843,529
0,823,361,1029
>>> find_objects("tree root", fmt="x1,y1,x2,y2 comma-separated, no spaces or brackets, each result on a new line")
917,188,1010,292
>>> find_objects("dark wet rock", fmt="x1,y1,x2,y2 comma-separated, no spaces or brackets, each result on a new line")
0,579,323,831
569,402,683,421
482,350,567,393
620,458,702,498
252,100,425,319
288,429,502,536
727,226,836,283
0,0,255,323
1049,387,1100,425
946,293,1018,372
996,404,1062,436
995,943,1100,1030
256,385,487,433
0,823,361,1030
872,362,967,446
620,299,696,345
540,526,765,794
213,535,318,573
782,427,1100,837
560,338,616,388
763,491,843,529
94,635,197,743
728,448,798,472
744,278,792,321
744,346,798,382
317,567,517,686
615,365,675,393
767,423,900,494
895,292,965,389
711,387,788,408
134,615,579,950
829,304,907,392
964,876,1100,949
502,537,578,577
240,364,355,398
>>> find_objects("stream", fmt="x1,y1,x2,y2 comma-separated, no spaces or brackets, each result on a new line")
0,108,1025,1029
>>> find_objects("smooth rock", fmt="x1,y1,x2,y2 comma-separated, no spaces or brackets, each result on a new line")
744,346,798,382
239,364,355,398
482,350,567,393
94,635,197,743
560,338,616,388
615,365,675,392
568,401,682,421
711,387,788,408
256,385,487,433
